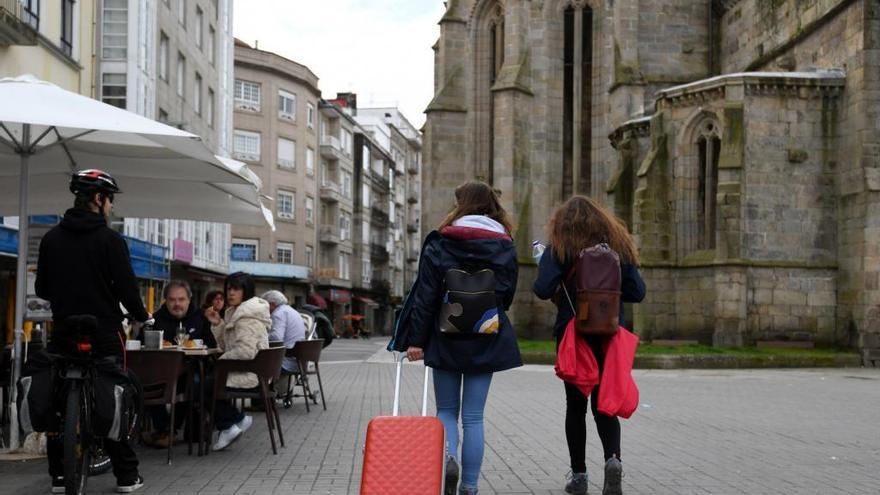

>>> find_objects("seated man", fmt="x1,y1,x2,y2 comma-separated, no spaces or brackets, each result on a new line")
261,291,306,373
143,280,215,448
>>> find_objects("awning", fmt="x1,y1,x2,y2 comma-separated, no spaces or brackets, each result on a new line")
307,292,328,309
356,296,379,307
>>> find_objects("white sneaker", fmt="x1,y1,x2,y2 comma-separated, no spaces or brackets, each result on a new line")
236,415,254,434
212,424,242,451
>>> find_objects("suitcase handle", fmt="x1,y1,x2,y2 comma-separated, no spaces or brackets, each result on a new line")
392,353,430,417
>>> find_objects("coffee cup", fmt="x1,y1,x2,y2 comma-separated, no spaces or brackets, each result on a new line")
126,340,142,351
193,339,204,347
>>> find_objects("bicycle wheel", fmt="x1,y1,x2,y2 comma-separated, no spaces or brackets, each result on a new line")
63,382,91,495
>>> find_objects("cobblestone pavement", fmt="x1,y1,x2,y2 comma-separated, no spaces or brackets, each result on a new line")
2,340,879,494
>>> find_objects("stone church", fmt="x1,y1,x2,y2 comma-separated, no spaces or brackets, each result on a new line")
422,0,880,350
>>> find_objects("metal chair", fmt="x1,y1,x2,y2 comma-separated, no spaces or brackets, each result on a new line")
211,347,286,454
285,339,326,412
126,350,187,465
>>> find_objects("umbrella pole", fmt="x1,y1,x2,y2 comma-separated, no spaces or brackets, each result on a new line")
7,124,30,452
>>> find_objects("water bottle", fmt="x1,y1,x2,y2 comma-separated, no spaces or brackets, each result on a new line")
532,240,545,263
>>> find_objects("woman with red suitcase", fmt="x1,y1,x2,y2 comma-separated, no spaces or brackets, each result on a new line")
390,181,523,495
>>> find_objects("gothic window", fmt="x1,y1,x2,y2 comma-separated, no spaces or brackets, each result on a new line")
474,1,504,185
696,122,720,250
563,4,593,197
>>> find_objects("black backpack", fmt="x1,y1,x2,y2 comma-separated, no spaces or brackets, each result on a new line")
437,268,500,335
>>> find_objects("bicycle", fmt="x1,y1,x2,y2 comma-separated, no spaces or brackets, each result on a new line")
56,315,146,495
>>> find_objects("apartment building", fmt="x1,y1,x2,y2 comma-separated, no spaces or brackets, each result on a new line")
0,0,96,94
355,107,422,298
94,0,236,303
229,40,318,306
351,127,395,335
315,99,357,329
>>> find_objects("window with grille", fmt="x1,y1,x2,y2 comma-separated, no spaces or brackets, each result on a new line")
277,190,295,220
231,238,258,261
233,130,261,161
305,245,314,268
234,80,261,111
276,242,293,264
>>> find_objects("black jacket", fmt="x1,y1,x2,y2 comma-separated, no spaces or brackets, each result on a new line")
149,304,216,348
35,208,149,328
533,246,646,338
389,227,522,374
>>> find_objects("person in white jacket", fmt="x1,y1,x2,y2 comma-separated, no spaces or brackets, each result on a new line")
205,272,270,450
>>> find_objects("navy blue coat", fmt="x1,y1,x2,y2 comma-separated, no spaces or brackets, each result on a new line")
389,230,523,374
533,247,647,338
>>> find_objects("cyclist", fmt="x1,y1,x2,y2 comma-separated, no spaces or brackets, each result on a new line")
36,169,147,493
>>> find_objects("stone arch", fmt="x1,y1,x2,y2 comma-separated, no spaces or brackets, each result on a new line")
675,109,722,258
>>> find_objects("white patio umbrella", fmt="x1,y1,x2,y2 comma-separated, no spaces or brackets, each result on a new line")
0,75,273,451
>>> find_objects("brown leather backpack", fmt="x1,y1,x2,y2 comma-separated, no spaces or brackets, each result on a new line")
562,243,621,337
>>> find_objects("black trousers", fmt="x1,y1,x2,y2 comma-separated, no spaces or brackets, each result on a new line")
47,326,139,483
559,334,621,473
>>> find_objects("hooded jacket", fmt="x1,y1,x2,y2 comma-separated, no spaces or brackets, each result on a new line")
389,216,523,374
211,296,271,389
35,209,149,348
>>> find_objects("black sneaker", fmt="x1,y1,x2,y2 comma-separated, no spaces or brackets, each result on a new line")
603,456,623,495
51,476,65,494
445,456,459,495
117,475,145,493
565,471,588,495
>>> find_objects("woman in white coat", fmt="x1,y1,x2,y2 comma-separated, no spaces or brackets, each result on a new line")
205,271,270,450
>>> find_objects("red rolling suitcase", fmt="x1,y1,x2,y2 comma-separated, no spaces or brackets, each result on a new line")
360,355,446,495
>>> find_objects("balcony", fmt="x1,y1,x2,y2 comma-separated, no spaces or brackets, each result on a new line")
407,163,419,175
318,224,342,244
370,243,390,263
407,192,418,204
319,181,343,203
320,134,345,161
407,222,419,234
371,205,389,225
0,0,39,46
371,278,391,293
316,267,352,288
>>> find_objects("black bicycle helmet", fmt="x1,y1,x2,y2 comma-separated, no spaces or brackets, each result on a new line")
69,169,121,196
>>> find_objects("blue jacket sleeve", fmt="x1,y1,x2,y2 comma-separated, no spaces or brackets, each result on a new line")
533,248,566,300
406,244,443,348
621,263,646,303
502,245,518,310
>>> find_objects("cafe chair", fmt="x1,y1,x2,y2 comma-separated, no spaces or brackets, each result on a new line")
126,350,188,465
211,347,286,454
284,339,326,413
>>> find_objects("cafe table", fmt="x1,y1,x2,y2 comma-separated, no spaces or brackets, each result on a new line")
128,346,222,456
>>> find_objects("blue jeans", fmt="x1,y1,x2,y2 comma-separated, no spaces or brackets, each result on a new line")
433,368,493,490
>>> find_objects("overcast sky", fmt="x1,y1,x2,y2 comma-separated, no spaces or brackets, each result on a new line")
233,0,444,128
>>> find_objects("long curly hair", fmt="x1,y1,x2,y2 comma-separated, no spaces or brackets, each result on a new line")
437,180,514,234
548,195,639,265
